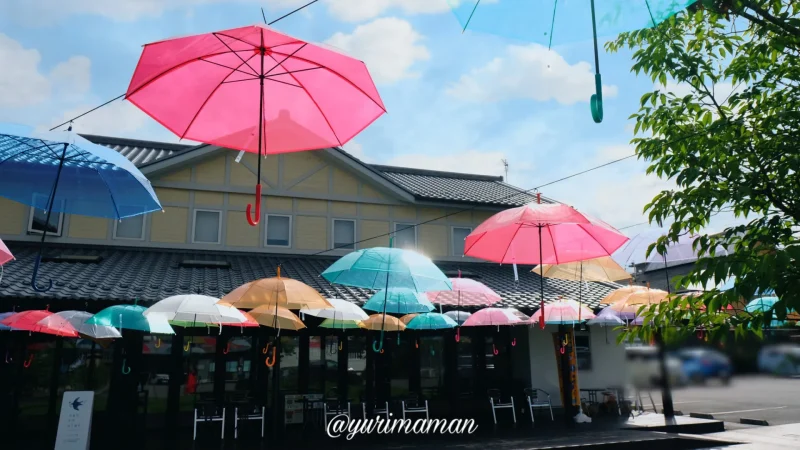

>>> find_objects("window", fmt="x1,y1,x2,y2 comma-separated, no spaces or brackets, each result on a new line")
28,199,63,236
192,210,221,244
113,215,145,240
266,215,292,247
332,219,356,250
452,227,472,256
394,223,416,249
575,334,592,371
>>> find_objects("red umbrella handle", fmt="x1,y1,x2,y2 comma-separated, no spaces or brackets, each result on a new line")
246,184,262,226
539,300,546,330
455,327,460,342
511,338,517,347
223,342,230,355
492,343,499,355
23,354,34,368
265,347,277,367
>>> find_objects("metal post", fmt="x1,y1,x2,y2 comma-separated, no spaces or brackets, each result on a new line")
658,254,676,424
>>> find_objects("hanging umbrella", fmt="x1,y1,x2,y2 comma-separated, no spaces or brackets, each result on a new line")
599,285,648,305
587,307,626,326
87,304,175,334
406,313,458,330
529,298,596,325
126,23,385,226
0,237,13,266
426,276,501,307
505,307,531,322
444,310,472,325
533,257,631,282
363,289,436,315
607,288,669,315
462,308,525,327
0,312,16,331
319,318,364,330
46,310,121,339
248,305,306,330
219,267,331,310
399,314,419,325
0,123,161,292
362,314,406,331
0,310,79,337
448,1,693,123
144,294,253,329
301,298,368,321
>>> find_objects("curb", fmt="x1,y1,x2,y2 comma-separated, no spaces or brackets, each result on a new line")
689,413,715,420
740,418,769,426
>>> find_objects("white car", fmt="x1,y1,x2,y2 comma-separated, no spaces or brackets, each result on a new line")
625,345,688,389
758,344,800,376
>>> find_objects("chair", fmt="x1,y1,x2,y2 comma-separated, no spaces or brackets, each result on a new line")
234,402,265,439
193,401,226,440
362,400,390,420
323,399,351,428
523,388,553,424
488,389,516,424
401,394,429,420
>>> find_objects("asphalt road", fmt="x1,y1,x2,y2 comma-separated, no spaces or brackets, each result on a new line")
646,375,800,426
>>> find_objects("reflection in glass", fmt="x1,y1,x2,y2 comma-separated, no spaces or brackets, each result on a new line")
279,336,299,394
456,335,474,396
308,336,338,397
180,336,216,410
141,335,173,414
56,339,93,413
389,335,410,397
18,340,55,427
347,336,367,401
419,336,445,399
223,337,253,396
90,341,114,411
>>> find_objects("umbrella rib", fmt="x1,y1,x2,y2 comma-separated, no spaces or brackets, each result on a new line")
198,57,259,78
93,167,123,219
265,77,303,88
211,32,260,76
264,43,307,76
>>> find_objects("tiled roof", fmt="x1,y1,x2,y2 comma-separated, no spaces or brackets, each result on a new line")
0,243,619,311
80,134,204,168
371,165,542,207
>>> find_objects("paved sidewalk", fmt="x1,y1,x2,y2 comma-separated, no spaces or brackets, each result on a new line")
695,422,800,449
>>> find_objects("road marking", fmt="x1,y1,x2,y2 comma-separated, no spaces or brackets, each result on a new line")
704,406,787,415
653,401,703,406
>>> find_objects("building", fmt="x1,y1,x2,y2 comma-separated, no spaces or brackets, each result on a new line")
0,136,626,447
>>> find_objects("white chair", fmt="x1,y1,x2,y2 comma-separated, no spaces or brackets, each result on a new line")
362,401,390,420
523,388,553,424
488,389,516,424
193,402,226,440
401,396,429,420
323,399,351,428
234,404,265,439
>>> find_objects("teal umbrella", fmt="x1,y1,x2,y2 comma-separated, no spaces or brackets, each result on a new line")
87,304,175,334
447,0,694,123
406,313,458,330
744,297,797,328
363,289,436,315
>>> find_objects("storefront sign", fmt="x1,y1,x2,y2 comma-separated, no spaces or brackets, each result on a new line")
54,391,94,450
552,330,580,406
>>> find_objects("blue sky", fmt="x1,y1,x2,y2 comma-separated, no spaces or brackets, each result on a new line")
0,0,744,236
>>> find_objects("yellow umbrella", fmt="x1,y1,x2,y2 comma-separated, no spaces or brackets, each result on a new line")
532,256,631,282
599,284,648,305
608,287,669,314
400,314,419,325
362,314,406,331
219,267,332,310
248,305,306,330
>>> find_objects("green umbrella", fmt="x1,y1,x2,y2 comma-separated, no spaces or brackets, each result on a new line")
87,304,175,334
319,318,364,330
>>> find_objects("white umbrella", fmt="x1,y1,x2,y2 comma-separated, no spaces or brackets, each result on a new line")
53,310,122,339
144,294,251,332
301,298,368,321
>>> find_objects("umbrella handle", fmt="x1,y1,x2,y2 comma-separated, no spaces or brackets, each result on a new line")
492,344,499,356
590,74,603,123
219,322,223,336
696,329,704,339
121,358,130,375
246,184,262,226
455,327,460,342
511,338,517,347
372,338,384,353
262,343,270,354
338,341,342,351
31,254,53,293
155,338,161,349
396,333,400,345
539,301,546,330
265,347,276,367
560,346,565,355
184,342,191,352
430,347,435,356
380,348,384,354
223,342,230,355
23,354,33,368
415,340,419,349
4,350,11,364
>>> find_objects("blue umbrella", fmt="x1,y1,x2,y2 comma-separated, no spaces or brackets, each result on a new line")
0,123,161,292
406,313,458,330
363,289,436,315
444,310,472,325
0,312,15,331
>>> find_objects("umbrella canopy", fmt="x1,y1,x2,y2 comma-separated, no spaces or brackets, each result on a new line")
362,314,406,331
48,310,121,339
426,277,502,306
319,318,364,330
613,229,731,269
462,308,525,327
587,308,626,326
144,294,252,327
300,298,368,321
87,305,175,334
0,238,13,266
322,247,452,292
126,24,385,226
0,312,16,330
444,310,472,325
0,310,79,337
607,288,669,315
0,123,161,292
248,305,306,330
599,285,648,305
219,269,331,310
363,289,435,315
529,299,596,325
406,313,458,330
532,257,631,282
400,314,419,325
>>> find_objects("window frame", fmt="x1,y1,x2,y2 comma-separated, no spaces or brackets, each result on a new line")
331,218,357,251
393,222,417,249
265,214,293,248
27,195,64,236
191,209,223,244
574,333,592,371
451,226,472,256
113,214,147,241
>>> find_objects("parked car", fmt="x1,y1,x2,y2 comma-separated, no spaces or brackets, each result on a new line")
758,344,800,376
625,346,687,389
672,347,732,384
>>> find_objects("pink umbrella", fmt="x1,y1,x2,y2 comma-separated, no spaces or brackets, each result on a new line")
464,199,628,329
126,24,386,226
0,238,13,267
1,310,79,337
462,308,525,327
528,298,596,325
426,277,501,307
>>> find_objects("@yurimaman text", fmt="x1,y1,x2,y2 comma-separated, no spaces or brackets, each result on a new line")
326,414,478,440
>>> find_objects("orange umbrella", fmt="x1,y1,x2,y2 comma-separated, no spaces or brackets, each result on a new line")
219,267,331,310
362,314,406,331
248,305,305,331
608,288,669,314
599,284,648,305
400,314,419,325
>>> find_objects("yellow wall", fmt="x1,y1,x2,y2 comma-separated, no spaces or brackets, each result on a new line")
0,197,24,235
294,216,327,250
68,216,107,240
151,207,188,243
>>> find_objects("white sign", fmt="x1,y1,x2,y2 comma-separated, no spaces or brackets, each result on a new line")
55,391,94,450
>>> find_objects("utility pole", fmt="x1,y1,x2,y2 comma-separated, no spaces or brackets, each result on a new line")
501,159,509,181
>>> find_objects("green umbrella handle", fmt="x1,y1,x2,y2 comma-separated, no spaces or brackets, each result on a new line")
372,334,384,352
591,74,603,123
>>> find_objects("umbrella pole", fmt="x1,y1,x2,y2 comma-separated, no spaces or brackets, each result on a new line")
246,29,266,227
589,0,603,123
31,141,69,293
656,254,676,423
373,237,393,353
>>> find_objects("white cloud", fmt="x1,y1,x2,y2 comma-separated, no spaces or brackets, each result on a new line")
323,0,454,22
50,56,92,100
447,43,618,104
41,100,181,142
0,34,51,108
383,149,513,177
342,141,369,161
325,18,430,85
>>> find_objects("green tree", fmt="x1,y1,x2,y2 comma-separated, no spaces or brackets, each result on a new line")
606,1,800,342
